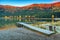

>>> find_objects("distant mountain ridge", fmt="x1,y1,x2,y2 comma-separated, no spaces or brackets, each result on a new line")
0,2,60,18
0,2,60,9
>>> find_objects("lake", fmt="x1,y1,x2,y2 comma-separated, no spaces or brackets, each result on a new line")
0,17,58,30
0,17,36,28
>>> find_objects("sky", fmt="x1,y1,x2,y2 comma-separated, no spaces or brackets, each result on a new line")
0,0,60,7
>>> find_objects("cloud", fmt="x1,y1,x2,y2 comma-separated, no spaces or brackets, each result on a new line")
51,0,60,3
53,0,60,2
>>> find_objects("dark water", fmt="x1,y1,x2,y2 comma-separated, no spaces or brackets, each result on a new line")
0,18,35,27
0,17,52,28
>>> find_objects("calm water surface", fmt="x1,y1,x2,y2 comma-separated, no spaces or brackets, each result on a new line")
0,17,52,28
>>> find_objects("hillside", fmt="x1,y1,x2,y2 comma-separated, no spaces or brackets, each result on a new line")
0,2,60,18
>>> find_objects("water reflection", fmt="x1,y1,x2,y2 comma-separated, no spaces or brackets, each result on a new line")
0,17,34,27
0,17,52,28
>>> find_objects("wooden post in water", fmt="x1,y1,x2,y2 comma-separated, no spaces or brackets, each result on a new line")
49,15,54,31
19,16,21,19
5,16,8,21
28,16,30,19
52,15,54,25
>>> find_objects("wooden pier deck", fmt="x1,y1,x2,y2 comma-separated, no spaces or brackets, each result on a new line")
17,22,55,35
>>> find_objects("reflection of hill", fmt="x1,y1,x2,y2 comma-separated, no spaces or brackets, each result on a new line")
0,2,60,18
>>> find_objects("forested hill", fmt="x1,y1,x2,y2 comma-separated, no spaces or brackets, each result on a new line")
0,2,60,18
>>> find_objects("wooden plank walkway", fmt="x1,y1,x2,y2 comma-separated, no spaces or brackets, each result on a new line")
17,22,55,35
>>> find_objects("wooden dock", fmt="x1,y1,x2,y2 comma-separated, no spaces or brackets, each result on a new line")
16,22,55,35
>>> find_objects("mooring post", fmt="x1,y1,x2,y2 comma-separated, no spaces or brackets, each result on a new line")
52,15,54,25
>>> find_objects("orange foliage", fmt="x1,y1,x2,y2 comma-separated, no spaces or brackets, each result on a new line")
0,2,60,9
